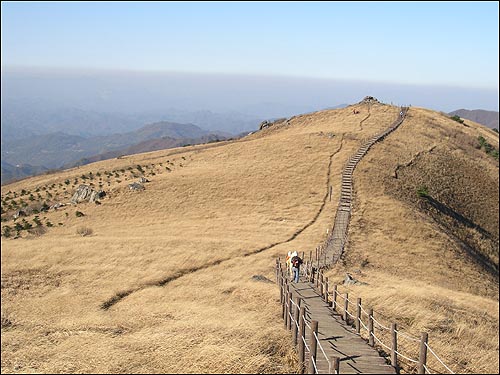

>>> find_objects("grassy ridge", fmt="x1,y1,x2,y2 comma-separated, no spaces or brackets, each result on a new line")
1,103,498,373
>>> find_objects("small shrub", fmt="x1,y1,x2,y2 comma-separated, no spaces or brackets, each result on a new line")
478,136,499,160
28,226,47,236
46,221,54,227
75,211,85,217
417,186,429,198
21,219,32,230
2,226,12,238
450,115,464,124
76,226,93,237
64,179,70,185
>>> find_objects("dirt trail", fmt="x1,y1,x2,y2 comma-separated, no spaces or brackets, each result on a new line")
101,135,345,310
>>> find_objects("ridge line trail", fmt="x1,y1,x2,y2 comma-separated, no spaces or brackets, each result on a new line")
358,105,371,132
100,135,346,310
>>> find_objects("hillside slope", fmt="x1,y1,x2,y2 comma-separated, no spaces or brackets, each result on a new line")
1,101,498,373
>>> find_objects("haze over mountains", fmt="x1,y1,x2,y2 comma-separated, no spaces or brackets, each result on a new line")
2,67,498,184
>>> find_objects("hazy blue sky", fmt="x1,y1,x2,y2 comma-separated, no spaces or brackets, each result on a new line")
2,1,498,89
1,1,499,117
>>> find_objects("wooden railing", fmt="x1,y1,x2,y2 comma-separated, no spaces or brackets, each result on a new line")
275,107,457,374
276,259,456,374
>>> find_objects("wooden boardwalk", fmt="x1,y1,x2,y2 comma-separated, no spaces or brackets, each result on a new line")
319,107,409,268
288,280,396,374
278,108,408,373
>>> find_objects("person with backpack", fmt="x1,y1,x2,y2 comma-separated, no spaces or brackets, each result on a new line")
291,253,303,283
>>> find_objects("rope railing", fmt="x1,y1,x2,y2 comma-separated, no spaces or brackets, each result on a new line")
313,331,331,365
425,343,455,374
290,264,456,374
275,108,457,375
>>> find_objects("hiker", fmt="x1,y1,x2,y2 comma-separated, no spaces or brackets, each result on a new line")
291,253,303,283
400,110,403,117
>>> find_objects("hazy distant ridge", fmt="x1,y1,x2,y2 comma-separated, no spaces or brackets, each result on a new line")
448,109,498,129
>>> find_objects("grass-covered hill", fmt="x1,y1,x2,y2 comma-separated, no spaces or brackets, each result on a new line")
1,100,498,373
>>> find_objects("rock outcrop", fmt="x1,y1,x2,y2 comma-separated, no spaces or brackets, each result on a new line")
360,96,380,104
128,182,145,191
70,185,106,204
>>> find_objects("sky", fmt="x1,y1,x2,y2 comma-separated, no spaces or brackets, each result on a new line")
1,1,499,113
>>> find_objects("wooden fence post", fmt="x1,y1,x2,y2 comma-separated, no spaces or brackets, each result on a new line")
343,293,349,322
282,279,287,320
418,332,428,374
329,356,340,374
275,258,279,283
292,297,301,346
332,285,337,311
391,323,398,371
280,275,284,313
356,298,361,334
298,306,306,374
324,277,329,304
308,321,319,374
319,271,324,297
368,308,374,347
287,291,293,330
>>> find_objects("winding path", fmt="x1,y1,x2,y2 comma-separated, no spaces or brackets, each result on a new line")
319,107,408,268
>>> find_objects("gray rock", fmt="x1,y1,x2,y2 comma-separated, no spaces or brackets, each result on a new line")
343,273,367,286
13,210,27,219
71,185,106,204
50,203,66,210
251,275,273,284
128,182,145,191
259,120,270,130
139,177,149,183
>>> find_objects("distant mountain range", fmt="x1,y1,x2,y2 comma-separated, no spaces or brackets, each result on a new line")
1,98,264,140
0,121,230,184
448,109,498,129
64,134,227,169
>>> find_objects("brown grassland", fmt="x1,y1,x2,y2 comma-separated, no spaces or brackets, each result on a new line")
1,102,498,373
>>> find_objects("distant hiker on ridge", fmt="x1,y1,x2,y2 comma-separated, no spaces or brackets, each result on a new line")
291,252,303,283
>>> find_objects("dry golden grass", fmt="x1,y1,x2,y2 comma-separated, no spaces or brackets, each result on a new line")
325,106,499,374
1,103,498,373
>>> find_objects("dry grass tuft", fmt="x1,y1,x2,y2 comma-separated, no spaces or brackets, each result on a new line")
76,226,93,237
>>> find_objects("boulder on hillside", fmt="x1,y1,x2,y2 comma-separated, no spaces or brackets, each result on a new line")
13,210,27,219
259,120,270,130
128,182,145,191
251,275,273,284
139,177,149,183
343,273,367,286
71,185,106,204
50,203,66,210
